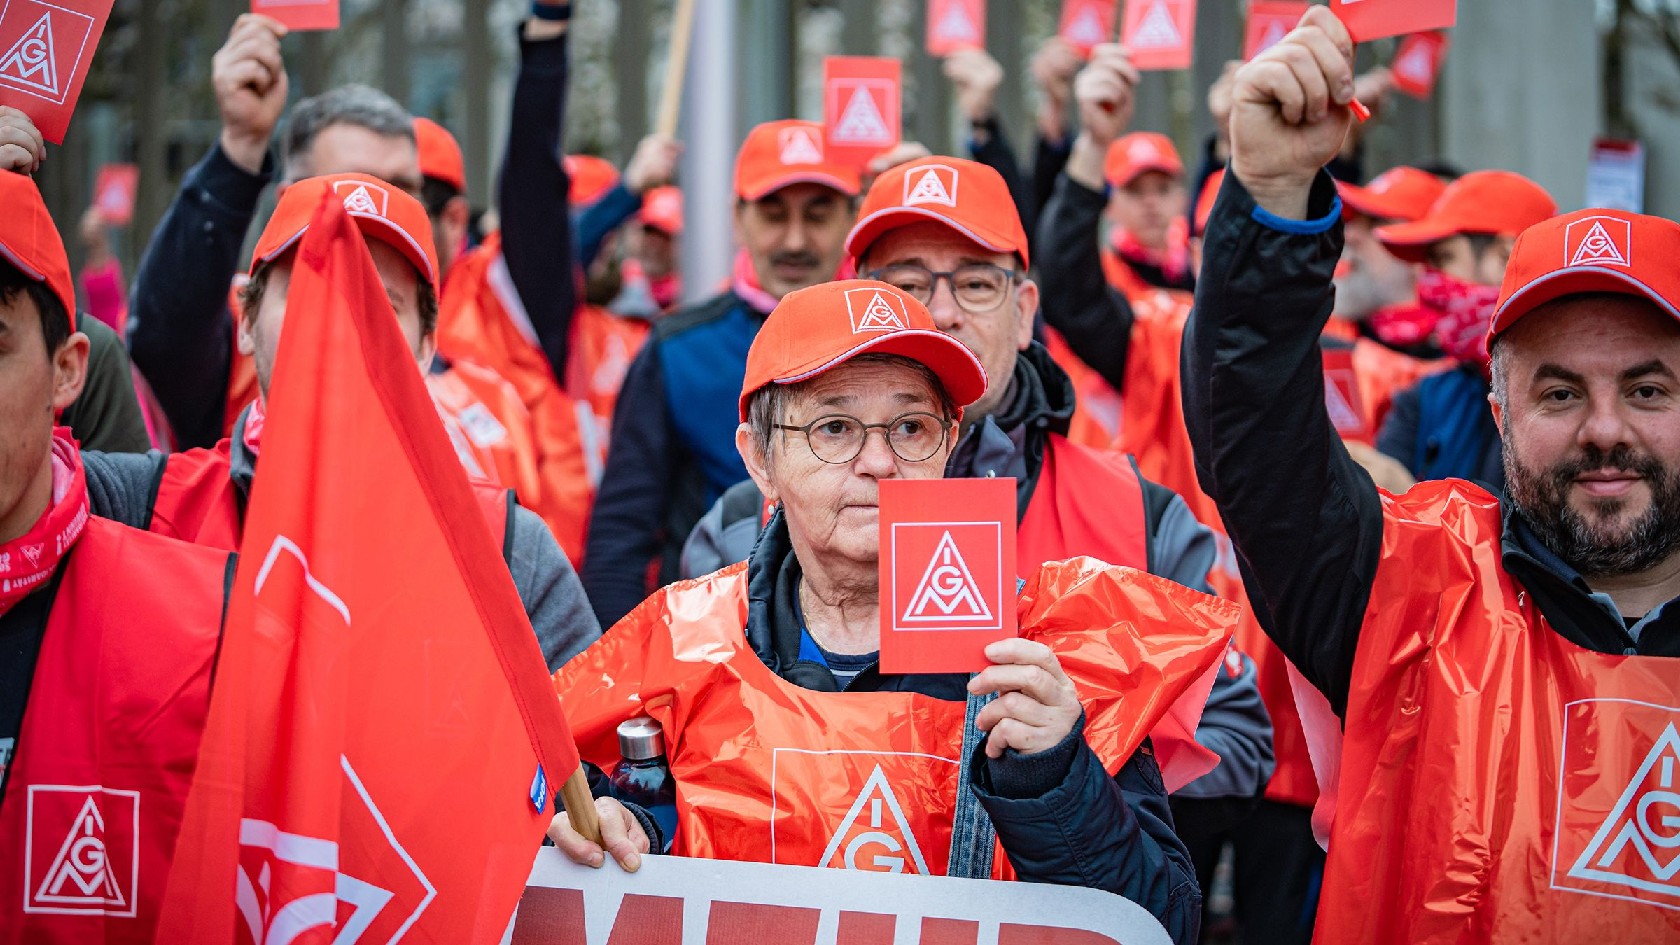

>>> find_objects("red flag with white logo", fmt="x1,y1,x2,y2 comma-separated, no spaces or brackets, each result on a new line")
0,0,113,143
1059,0,1118,57
252,0,340,31
880,478,1018,675
1329,0,1455,43
925,0,985,56
1322,346,1373,444
824,56,901,168
1120,0,1197,71
1390,31,1449,99
92,163,137,225
155,190,578,943
1244,1,1307,60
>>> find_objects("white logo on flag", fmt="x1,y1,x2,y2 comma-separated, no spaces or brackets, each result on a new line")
1566,217,1632,268
1065,6,1108,47
24,787,140,916
833,85,891,144
902,531,994,624
1130,0,1183,49
1256,21,1289,54
934,3,980,43
778,126,825,165
818,765,932,875
1395,44,1434,85
334,181,389,218
0,12,56,97
903,165,959,208
844,287,909,334
1565,722,1680,901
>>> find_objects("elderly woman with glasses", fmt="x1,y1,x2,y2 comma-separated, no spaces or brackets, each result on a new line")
548,280,1229,943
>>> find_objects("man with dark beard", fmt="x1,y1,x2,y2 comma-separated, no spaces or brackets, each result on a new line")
1184,7,1680,939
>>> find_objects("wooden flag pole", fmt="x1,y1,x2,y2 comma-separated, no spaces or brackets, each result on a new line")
560,765,602,845
655,0,698,138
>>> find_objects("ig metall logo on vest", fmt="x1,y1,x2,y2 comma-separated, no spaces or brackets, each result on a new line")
23,785,139,916
1552,699,1680,909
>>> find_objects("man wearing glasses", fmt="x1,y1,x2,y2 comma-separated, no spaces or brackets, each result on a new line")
683,158,1274,831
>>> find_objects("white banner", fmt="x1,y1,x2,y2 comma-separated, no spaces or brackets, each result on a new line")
508,849,1173,944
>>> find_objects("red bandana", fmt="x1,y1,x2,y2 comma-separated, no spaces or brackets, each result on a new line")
1365,303,1441,349
0,431,90,616
1418,268,1500,373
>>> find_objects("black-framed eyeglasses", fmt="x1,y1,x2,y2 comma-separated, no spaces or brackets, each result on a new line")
865,263,1022,313
774,412,950,464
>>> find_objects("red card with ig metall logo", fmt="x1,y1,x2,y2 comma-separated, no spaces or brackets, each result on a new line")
879,478,1017,675
926,0,986,57
0,0,115,144
1059,0,1118,58
1329,0,1455,43
824,56,901,168
252,0,340,32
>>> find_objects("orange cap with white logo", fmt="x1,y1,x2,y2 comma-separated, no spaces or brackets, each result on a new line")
739,279,987,421
1490,209,1680,338
251,173,440,292
0,171,73,329
733,120,862,202
1337,166,1446,224
846,157,1030,268
1375,170,1557,263
413,118,466,194
1104,132,1184,189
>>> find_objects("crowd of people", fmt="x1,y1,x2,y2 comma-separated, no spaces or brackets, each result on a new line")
3,2,1677,943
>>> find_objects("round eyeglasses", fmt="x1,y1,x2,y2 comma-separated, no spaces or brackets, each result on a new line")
865,263,1021,313
774,412,950,464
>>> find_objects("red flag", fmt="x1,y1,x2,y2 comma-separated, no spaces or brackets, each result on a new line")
252,0,340,31
879,478,1018,675
1059,0,1118,57
0,0,114,144
1120,0,1197,71
1322,347,1373,444
823,56,901,168
1390,31,1449,99
1244,1,1308,60
1329,0,1455,43
93,163,138,225
155,189,578,943
926,0,985,56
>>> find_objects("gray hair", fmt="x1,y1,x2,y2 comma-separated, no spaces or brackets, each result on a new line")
281,84,414,179
745,354,956,466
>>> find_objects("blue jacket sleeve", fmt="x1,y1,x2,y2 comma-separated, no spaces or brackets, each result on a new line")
1375,382,1423,475
498,25,577,383
972,729,1201,945
1035,172,1136,395
581,339,672,628
575,183,643,270
126,143,273,449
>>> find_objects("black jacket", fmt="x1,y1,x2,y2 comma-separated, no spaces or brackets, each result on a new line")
1182,170,1680,718
742,510,1201,944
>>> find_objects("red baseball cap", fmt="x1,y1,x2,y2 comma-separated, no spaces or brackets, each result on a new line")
734,120,861,202
1491,209,1680,338
0,171,73,330
252,173,440,292
1193,169,1225,237
739,279,987,421
639,186,683,236
1375,170,1558,263
1337,166,1446,223
846,157,1030,268
1105,132,1184,189
565,154,620,206
413,117,466,194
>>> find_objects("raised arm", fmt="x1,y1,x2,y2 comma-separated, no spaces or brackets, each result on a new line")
1180,8,1385,715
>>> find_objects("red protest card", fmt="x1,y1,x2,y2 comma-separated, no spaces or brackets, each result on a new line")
1120,0,1197,71
1322,347,1373,444
1329,0,1454,43
1390,31,1449,99
926,0,985,56
1244,2,1308,60
879,478,1017,676
1059,0,1118,57
252,0,340,31
824,56,900,168
93,162,137,225
0,0,113,144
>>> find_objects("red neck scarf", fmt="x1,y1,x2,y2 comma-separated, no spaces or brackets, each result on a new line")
1418,268,1500,374
1365,303,1440,349
1108,220,1191,286
0,431,90,615
242,398,267,455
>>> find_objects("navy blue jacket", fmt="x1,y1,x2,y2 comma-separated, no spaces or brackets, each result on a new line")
1376,365,1505,490
581,290,767,628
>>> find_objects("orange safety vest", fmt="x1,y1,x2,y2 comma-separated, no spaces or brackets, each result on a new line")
1316,481,1680,942
438,236,594,561
556,558,1233,878
0,518,228,944
563,303,651,483
1350,337,1449,434
428,360,544,511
